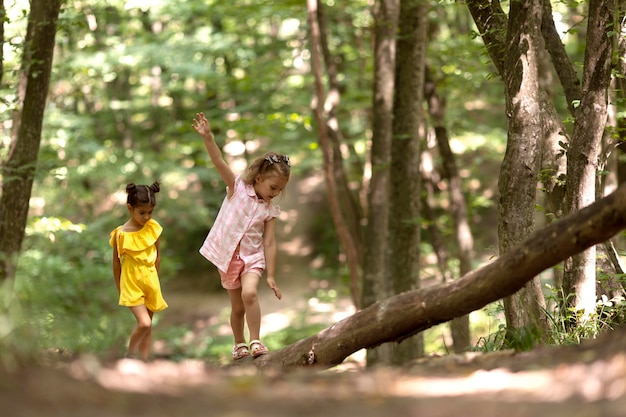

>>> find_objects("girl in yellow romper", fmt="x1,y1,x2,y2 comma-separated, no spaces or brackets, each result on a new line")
110,182,168,361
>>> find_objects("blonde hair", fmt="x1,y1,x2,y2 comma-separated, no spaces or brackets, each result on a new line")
243,152,291,184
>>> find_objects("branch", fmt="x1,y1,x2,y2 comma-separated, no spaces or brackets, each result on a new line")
251,184,626,370
540,0,581,115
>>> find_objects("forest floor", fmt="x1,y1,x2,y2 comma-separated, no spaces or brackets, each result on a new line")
3,316,626,417
5,259,626,417
4,175,626,416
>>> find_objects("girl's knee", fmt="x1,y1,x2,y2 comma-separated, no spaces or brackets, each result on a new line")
137,318,152,329
241,290,258,306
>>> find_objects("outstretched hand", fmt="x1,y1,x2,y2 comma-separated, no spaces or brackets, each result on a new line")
267,278,282,300
192,112,213,138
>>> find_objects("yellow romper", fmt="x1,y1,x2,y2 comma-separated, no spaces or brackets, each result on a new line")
109,219,168,312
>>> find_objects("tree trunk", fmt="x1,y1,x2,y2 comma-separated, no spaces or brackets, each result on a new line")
251,184,626,370
466,0,613,341
540,0,581,115
388,0,428,364
611,2,625,251
562,0,615,318
0,0,5,85
424,67,472,353
498,0,549,342
362,0,398,366
306,0,364,307
0,0,62,281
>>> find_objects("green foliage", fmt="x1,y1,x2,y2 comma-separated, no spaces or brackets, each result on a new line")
0,279,38,368
472,302,507,352
473,285,626,354
543,284,626,346
13,217,124,354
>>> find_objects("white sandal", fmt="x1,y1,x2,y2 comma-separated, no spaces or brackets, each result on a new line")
249,340,269,357
232,343,250,360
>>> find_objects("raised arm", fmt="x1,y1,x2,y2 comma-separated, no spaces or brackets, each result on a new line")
192,112,236,190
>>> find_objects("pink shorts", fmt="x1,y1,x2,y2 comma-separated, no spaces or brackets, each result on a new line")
218,252,263,290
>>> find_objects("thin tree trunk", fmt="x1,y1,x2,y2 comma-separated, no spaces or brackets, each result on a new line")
0,0,5,85
362,0,398,366
420,166,454,285
388,0,428,364
562,0,615,318
498,0,549,342
612,1,626,255
540,0,581,114
315,1,365,264
424,67,472,352
307,0,363,307
0,0,62,281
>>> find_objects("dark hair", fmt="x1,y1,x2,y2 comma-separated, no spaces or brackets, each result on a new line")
243,152,291,184
126,181,160,207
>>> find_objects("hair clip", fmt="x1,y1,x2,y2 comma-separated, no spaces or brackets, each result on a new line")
265,154,291,167
265,155,280,164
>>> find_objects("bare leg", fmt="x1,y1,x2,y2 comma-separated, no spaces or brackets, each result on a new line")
240,272,261,341
138,310,154,360
227,288,246,344
128,305,152,360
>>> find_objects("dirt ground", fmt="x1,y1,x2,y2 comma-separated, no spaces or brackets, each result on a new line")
6,256,626,417
5,266,626,417
3,329,626,417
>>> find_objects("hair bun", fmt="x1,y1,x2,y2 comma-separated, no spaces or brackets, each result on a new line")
149,181,161,194
126,183,137,194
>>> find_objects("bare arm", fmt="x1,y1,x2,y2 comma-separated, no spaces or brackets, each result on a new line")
155,238,161,274
192,112,236,191
112,235,121,292
263,218,282,300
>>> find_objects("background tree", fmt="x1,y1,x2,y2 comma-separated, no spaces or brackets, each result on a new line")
0,0,63,281
307,0,364,307
562,0,615,319
466,0,621,342
387,0,429,363
498,0,548,342
424,66,473,352
361,0,398,365
1,0,5,84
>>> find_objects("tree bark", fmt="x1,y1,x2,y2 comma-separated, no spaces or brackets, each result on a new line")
540,0,581,114
388,0,428,364
465,0,612,340
0,0,62,281
251,184,626,370
0,0,5,85
362,0,398,366
498,0,549,342
466,0,508,76
424,67,472,352
562,0,615,318
307,0,363,307
612,1,625,253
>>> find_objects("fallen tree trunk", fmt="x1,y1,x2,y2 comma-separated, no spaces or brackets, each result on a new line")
254,184,626,370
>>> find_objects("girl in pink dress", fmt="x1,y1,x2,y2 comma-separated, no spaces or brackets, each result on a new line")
110,182,167,361
193,112,289,360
